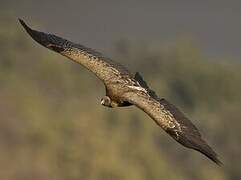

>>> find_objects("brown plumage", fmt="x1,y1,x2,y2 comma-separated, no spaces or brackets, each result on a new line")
19,19,222,165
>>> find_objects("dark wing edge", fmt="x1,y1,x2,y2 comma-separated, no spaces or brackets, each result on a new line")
19,18,67,53
123,91,222,165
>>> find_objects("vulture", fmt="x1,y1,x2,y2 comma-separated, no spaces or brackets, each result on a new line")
19,19,221,165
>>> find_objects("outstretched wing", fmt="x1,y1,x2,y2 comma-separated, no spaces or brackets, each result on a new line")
18,19,131,83
123,89,222,165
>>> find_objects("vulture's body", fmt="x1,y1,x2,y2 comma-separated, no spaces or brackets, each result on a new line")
19,19,221,165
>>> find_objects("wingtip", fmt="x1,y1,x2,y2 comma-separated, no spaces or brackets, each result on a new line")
18,18,23,23
213,156,223,167
18,18,24,26
17,18,66,53
18,18,43,44
176,130,223,166
18,18,31,31
196,143,223,166
207,153,222,166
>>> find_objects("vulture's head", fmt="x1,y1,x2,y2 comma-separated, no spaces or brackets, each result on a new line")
101,96,113,107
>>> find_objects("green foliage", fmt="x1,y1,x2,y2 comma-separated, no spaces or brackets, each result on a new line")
0,15,240,180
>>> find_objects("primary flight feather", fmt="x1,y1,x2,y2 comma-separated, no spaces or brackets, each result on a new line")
19,19,222,165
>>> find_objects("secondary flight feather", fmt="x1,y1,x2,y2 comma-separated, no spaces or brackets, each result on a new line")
19,19,222,165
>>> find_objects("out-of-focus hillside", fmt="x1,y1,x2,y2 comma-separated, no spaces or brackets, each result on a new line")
1,14,241,180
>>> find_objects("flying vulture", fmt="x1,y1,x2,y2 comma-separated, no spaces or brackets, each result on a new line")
19,19,221,165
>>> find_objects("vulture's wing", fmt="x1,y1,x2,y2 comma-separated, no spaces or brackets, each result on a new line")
123,89,222,165
19,19,131,83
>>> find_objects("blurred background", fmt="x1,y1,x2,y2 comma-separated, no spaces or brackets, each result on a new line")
1,0,241,179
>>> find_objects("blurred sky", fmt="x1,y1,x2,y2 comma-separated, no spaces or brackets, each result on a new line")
5,0,241,60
